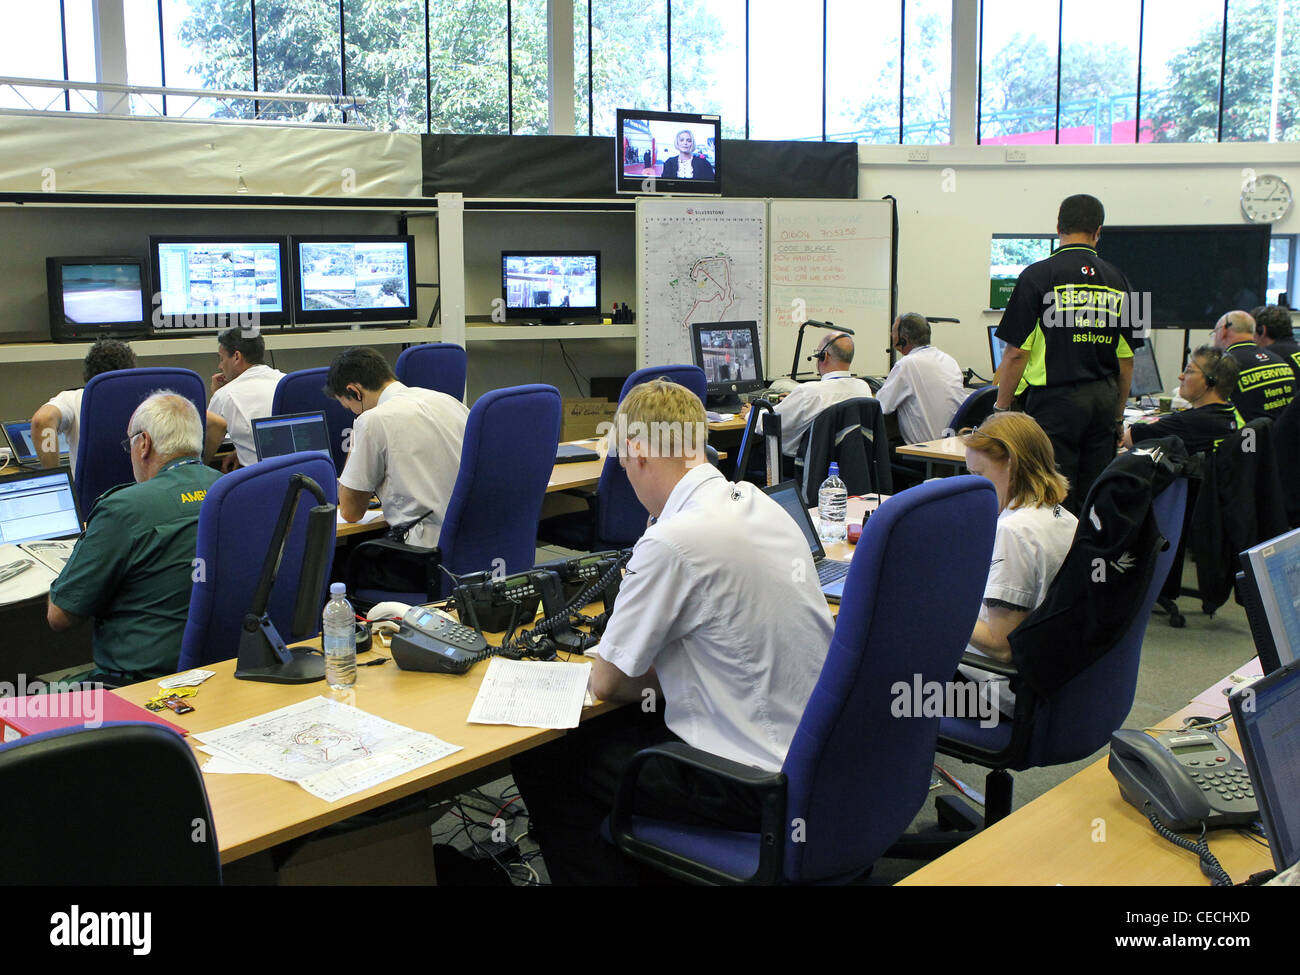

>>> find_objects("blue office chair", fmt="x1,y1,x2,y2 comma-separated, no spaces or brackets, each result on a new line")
948,385,997,433
932,475,1189,833
272,367,353,472
346,384,562,608
74,367,206,517
395,342,468,401
540,364,707,552
605,475,998,884
180,451,338,670
0,722,220,884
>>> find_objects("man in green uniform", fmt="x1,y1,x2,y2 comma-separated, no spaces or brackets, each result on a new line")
48,391,221,687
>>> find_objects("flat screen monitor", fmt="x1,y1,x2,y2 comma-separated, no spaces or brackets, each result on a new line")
251,412,333,466
0,469,82,545
291,235,417,327
988,325,1007,372
45,257,149,342
616,108,721,196
501,251,601,324
1099,225,1271,329
691,321,764,407
1240,527,1300,673
2,420,70,465
1129,340,1162,398
1229,662,1300,873
149,235,291,332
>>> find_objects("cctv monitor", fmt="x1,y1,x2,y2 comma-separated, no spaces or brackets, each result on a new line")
501,251,601,324
46,257,149,342
1129,341,1163,399
149,235,291,332
291,235,417,327
691,320,764,409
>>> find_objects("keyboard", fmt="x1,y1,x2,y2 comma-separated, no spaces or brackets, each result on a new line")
816,558,850,584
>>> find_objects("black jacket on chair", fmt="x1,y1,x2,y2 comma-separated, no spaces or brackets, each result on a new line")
1271,397,1300,529
794,396,893,508
1190,417,1289,614
1008,437,1188,697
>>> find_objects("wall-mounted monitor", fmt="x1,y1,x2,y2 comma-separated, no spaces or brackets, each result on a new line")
616,108,721,196
45,257,149,342
149,235,291,333
501,251,601,324
691,320,764,409
290,235,417,328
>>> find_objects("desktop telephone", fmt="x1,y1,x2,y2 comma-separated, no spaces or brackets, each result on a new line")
1108,728,1259,832
388,604,492,675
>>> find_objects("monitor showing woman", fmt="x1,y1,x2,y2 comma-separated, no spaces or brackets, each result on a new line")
660,129,715,181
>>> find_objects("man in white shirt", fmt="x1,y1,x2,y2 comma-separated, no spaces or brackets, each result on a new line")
30,338,137,478
327,347,469,549
876,312,968,443
511,379,835,884
203,328,285,470
750,331,874,456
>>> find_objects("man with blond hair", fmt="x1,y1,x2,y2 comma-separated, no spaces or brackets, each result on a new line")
512,379,835,884
48,391,220,686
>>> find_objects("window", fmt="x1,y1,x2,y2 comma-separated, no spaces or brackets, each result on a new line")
0,2,69,112
1139,0,1222,142
670,0,745,140
343,0,426,133
253,0,341,123
162,0,253,119
903,0,950,144
1058,0,1138,145
428,0,508,135
979,0,1059,144
747,0,822,140
1268,236,1295,305
510,0,549,134
826,0,900,143
591,0,668,137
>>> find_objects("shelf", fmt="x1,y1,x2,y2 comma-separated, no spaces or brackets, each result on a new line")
0,191,439,212
464,324,636,341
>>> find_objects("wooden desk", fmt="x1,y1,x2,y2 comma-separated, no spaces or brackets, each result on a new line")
113,651,615,864
899,660,1275,886
896,436,966,479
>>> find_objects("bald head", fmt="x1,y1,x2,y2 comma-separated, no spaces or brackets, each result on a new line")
1214,310,1256,348
816,332,854,370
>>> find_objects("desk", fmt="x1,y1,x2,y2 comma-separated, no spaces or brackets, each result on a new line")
895,436,966,479
898,660,1275,885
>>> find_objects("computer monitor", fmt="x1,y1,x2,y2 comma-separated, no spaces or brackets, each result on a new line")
1229,661,1300,873
251,412,333,465
45,257,149,342
500,251,601,324
988,325,1006,373
690,320,764,410
0,469,82,545
290,235,417,327
615,108,722,196
1129,341,1163,399
149,235,291,332
2,420,71,466
1239,527,1300,673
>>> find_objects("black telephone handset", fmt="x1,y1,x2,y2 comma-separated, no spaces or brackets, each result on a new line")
1108,728,1258,832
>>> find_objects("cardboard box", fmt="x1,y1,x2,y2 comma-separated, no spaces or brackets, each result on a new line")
562,397,617,442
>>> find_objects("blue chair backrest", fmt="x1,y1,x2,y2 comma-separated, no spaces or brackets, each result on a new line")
179,451,338,670
781,475,998,883
594,364,708,548
272,367,353,472
395,342,468,401
1022,477,1189,767
949,385,997,433
75,367,206,517
437,385,561,593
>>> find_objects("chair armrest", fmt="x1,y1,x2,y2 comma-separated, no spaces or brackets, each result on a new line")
345,539,443,603
608,740,788,885
959,650,1019,678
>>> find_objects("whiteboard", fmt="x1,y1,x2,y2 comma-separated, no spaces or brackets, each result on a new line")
767,199,894,381
636,198,767,368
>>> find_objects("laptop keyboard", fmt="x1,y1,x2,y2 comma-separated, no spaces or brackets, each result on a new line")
816,559,850,584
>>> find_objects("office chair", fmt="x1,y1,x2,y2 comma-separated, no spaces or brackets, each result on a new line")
605,476,998,884
346,384,562,609
793,396,893,508
272,367,353,472
929,475,1188,838
948,385,997,432
395,342,468,401
0,722,220,884
180,451,338,670
539,364,707,551
74,367,206,517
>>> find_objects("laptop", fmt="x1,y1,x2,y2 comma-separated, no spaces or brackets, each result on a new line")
251,411,332,465
1229,661,1300,875
762,480,851,601
0,468,82,547
2,420,71,467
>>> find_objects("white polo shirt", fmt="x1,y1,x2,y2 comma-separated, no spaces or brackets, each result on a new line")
763,371,875,457
339,381,469,549
44,388,82,477
596,464,835,772
875,345,969,443
208,363,285,466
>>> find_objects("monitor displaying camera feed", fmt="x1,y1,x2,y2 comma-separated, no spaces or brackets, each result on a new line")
691,321,764,391
46,257,149,342
616,109,721,195
501,251,601,323
292,235,417,327
150,236,290,331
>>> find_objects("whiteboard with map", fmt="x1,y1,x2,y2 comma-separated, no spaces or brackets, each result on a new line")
636,198,767,369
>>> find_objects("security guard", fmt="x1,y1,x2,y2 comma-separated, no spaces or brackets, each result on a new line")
1213,310,1295,421
995,194,1140,512
48,391,220,687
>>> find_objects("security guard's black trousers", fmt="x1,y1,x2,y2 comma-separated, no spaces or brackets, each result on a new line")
1022,376,1118,513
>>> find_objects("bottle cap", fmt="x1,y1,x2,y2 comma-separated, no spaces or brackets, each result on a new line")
330,582,347,596
828,462,840,477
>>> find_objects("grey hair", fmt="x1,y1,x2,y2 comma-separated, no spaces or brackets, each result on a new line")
129,390,203,459
896,312,931,347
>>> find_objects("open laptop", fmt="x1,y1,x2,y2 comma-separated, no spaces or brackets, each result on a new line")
251,411,332,465
0,468,82,547
2,420,71,467
1229,661,1300,875
762,480,851,601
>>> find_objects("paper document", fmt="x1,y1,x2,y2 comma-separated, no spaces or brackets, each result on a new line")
338,508,386,527
0,543,58,607
193,696,462,802
18,539,76,574
467,658,591,729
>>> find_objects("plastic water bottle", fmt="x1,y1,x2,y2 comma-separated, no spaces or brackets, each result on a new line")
818,462,848,544
322,582,356,689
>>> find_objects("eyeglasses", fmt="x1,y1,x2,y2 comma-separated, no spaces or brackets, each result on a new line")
120,430,142,454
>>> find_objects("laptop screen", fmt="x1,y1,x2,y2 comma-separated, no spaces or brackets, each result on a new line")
762,481,825,559
251,412,332,463
0,469,81,545
3,421,71,462
1231,662,1300,872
